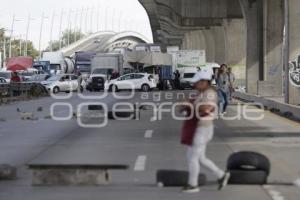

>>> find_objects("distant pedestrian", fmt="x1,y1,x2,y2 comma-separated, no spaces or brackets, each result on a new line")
181,69,230,193
216,64,230,115
174,70,181,90
111,70,120,80
227,67,235,101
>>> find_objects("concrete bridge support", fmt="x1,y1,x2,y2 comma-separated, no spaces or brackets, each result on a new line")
289,0,300,105
212,26,227,65
240,0,264,94
223,19,246,69
203,29,216,62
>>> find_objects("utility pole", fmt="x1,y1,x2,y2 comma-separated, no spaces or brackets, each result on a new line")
105,7,109,31
74,8,79,42
283,0,290,104
111,9,115,31
85,7,89,34
90,8,94,33
59,9,64,49
25,14,35,56
38,12,48,59
49,11,56,51
9,15,16,58
19,34,22,56
3,31,6,62
96,6,100,32
79,8,84,39
118,11,123,32
67,9,72,46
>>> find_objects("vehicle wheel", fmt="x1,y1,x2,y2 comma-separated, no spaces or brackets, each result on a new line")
227,152,271,175
79,86,84,93
156,170,206,187
141,84,150,92
53,86,60,94
228,170,268,185
110,85,118,92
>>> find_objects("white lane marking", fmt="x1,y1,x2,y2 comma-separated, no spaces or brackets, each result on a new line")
134,155,147,171
144,130,153,139
263,185,286,200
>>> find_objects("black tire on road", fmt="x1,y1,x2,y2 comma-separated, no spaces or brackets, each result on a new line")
110,85,118,92
156,170,206,187
53,86,59,94
227,151,271,175
228,170,268,185
141,84,150,92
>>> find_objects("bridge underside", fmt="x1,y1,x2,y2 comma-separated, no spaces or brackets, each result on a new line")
139,0,300,105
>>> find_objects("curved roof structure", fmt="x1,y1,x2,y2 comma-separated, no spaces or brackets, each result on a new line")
61,31,151,57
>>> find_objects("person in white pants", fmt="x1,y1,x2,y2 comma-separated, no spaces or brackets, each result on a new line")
182,69,230,193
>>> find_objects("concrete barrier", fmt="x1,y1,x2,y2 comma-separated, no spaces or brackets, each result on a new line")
28,164,128,186
233,91,300,120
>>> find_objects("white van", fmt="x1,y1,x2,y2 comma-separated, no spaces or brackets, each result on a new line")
179,67,199,89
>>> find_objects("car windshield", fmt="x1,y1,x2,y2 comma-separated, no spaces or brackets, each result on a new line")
47,75,61,81
77,65,91,73
0,72,11,79
30,75,47,81
183,73,196,78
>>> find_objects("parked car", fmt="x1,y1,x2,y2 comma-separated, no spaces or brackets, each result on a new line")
29,74,51,83
0,71,12,83
104,73,156,92
42,74,83,94
0,77,7,83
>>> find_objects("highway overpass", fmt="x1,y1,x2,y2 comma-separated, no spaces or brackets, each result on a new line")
60,31,151,57
139,0,300,105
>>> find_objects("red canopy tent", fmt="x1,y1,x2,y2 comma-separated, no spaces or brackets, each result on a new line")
6,56,33,72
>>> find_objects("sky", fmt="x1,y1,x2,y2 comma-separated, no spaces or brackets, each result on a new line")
0,0,153,50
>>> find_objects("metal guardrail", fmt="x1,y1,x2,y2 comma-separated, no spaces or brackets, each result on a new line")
0,82,48,103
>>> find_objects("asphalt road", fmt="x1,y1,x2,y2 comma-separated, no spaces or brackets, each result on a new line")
0,91,300,200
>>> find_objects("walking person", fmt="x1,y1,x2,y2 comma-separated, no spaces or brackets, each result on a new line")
174,70,181,90
227,67,235,101
181,69,230,193
216,64,230,115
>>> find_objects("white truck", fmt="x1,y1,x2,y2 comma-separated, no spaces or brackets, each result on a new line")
86,53,124,91
41,52,75,74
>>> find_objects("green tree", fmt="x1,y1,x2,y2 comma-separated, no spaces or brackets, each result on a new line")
46,29,85,51
0,27,38,61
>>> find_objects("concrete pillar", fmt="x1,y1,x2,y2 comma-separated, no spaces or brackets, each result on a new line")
203,29,216,62
288,0,300,105
211,26,226,64
262,0,284,97
182,30,206,51
223,19,246,68
240,0,264,94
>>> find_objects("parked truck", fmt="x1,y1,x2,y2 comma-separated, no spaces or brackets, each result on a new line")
86,53,124,91
74,51,97,77
41,52,75,74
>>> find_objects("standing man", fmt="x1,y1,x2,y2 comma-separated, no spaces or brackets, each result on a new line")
174,70,181,90
227,67,235,101
181,69,230,193
216,64,230,115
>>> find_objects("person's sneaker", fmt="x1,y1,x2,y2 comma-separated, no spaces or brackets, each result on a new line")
182,185,200,193
218,172,231,190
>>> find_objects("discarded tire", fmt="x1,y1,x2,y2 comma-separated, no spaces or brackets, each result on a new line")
0,165,17,180
227,152,271,175
156,170,206,187
228,170,268,185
